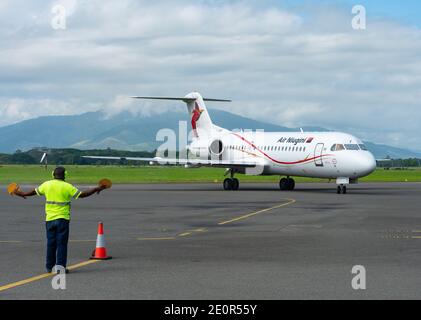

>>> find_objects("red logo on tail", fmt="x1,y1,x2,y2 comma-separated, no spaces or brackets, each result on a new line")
191,102,204,137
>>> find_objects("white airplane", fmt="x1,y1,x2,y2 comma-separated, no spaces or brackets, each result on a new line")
84,92,377,194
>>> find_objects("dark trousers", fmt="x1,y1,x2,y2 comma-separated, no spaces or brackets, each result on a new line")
45,219,70,270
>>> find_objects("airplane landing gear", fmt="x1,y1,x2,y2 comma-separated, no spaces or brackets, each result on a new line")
223,178,239,191
337,185,347,194
223,169,239,191
279,177,295,191
232,178,239,191
336,178,349,194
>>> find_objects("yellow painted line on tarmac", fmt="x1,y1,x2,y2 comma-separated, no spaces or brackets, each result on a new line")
66,260,99,271
136,199,296,240
412,236,421,239
0,260,100,293
137,237,176,241
0,240,96,244
178,228,208,237
218,198,296,226
178,232,192,237
0,274,53,293
138,229,208,241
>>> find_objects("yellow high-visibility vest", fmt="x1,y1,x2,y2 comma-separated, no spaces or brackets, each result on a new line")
35,179,81,221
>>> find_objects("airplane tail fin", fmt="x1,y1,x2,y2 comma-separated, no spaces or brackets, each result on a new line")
185,92,213,138
131,92,231,139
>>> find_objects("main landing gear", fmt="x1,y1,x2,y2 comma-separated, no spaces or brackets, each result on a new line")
223,169,240,191
279,177,295,191
223,178,239,191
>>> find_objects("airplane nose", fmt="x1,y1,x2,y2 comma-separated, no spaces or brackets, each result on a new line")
358,152,377,177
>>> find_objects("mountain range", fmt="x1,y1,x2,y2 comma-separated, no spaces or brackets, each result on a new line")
0,109,420,159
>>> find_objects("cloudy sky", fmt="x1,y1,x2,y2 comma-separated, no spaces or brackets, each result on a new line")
0,0,420,150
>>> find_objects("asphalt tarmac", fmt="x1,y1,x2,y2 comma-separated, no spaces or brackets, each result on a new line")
1,182,421,299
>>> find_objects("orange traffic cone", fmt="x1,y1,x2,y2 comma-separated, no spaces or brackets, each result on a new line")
90,222,112,260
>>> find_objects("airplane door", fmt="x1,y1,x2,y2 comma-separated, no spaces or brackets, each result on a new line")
314,143,324,167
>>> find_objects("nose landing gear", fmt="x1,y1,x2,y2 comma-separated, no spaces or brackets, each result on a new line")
336,177,349,194
337,185,347,194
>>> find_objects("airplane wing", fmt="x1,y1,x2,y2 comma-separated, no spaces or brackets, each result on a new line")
82,156,261,168
83,156,159,162
131,96,231,103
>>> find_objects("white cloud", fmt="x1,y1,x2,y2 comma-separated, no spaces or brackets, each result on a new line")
0,1,420,150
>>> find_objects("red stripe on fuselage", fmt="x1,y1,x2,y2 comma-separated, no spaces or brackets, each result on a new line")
231,133,333,165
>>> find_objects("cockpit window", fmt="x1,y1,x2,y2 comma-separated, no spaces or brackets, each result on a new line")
344,144,360,151
359,144,368,151
331,144,346,151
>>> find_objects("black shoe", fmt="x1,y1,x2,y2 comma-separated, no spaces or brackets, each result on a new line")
55,268,69,274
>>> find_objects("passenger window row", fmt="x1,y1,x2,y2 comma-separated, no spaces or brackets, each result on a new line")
227,145,307,152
